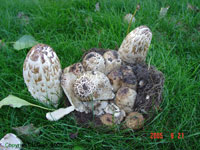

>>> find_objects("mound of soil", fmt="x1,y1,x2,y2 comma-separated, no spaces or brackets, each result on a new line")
72,48,165,128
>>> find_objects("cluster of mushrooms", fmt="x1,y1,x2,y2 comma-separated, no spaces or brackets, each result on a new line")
23,25,152,130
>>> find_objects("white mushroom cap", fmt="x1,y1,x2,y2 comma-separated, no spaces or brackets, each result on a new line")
23,44,62,107
103,50,122,74
73,71,115,101
125,112,144,130
82,52,106,73
118,25,152,63
0,133,22,150
115,87,137,113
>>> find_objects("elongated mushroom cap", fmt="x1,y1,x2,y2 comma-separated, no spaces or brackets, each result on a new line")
118,25,152,63
23,44,62,107
82,52,106,73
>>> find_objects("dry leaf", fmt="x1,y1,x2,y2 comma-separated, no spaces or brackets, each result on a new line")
95,2,100,12
159,6,170,18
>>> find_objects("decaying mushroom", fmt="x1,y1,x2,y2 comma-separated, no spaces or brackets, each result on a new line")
23,44,62,107
82,52,106,73
115,87,137,113
125,112,144,130
118,25,152,64
0,133,23,150
103,50,122,74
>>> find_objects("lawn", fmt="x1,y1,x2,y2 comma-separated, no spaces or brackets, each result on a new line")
0,0,199,149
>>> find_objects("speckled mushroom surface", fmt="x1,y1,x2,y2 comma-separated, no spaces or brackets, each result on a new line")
73,71,115,101
118,25,152,64
23,44,62,107
103,50,122,74
82,52,106,73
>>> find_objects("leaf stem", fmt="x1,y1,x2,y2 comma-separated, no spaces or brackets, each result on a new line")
126,5,140,35
30,104,55,111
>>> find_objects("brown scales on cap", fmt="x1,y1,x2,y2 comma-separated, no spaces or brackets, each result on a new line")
118,25,152,64
23,44,62,107
73,75,96,101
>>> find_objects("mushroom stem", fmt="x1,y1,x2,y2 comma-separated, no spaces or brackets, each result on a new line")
46,105,75,121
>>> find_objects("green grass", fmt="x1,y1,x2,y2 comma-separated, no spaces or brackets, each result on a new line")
0,0,200,149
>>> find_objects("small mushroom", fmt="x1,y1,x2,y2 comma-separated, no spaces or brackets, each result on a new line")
125,112,144,130
73,71,115,101
82,52,106,73
121,65,137,90
107,68,123,92
115,87,137,113
103,50,122,74
0,133,23,150
118,25,152,63
100,114,114,126
23,44,62,107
